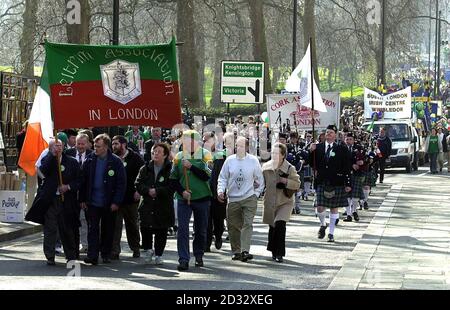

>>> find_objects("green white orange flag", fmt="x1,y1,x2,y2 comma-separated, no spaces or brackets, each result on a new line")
18,63,53,176
44,37,182,129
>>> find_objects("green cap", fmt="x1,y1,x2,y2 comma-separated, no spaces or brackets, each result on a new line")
57,132,68,145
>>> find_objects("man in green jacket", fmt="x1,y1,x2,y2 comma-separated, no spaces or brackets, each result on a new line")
169,130,212,271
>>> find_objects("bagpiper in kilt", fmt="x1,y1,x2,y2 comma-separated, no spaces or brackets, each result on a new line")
360,149,379,210
287,132,303,214
301,136,314,200
309,125,352,243
343,132,366,222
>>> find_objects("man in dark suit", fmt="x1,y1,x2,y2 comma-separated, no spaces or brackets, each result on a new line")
65,133,93,164
31,138,81,265
375,127,392,183
65,133,93,254
144,127,162,162
111,135,145,259
309,125,352,242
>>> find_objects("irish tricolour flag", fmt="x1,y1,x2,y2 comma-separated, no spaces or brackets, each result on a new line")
18,64,53,176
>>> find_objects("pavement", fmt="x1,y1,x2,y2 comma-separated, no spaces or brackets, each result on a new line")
329,167,450,290
0,221,42,243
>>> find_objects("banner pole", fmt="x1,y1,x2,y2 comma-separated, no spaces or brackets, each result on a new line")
310,37,317,190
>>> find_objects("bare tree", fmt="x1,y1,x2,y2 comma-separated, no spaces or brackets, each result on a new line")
65,0,90,44
19,0,37,76
248,0,272,95
177,0,201,108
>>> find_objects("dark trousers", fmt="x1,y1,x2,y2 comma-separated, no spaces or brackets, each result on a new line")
111,202,140,256
86,205,117,260
267,220,287,257
376,158,387,182
141,227,168,256
206,198,226,249
177,199,210,263
429,152,438,173
43,198,78,261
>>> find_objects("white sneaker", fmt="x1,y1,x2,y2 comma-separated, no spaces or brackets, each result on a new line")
154,256,164,265
143,249,154,264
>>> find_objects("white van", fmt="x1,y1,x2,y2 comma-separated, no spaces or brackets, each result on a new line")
362,120,420,173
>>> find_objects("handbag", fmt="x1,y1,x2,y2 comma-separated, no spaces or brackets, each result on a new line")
279,166,296,198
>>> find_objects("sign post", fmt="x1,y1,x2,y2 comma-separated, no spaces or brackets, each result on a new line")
221,61,264,104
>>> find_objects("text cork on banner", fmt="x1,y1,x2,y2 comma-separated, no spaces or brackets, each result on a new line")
44,37,182,129
364,87,412,120
266,93,340,130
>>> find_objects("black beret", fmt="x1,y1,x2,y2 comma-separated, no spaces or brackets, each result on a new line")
326,124,338,133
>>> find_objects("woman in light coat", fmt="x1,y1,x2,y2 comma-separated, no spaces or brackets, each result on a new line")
262,143,301,263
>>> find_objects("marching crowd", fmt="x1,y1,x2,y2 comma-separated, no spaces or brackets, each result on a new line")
25,116,391,271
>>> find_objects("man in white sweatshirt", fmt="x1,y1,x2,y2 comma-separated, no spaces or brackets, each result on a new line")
218,136,264,262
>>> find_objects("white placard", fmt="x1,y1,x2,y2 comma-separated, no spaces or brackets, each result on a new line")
0,191,25,223
266,92,340,130
364,87,412,119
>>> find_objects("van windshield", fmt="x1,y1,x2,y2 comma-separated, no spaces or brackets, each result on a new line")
363,124,411,142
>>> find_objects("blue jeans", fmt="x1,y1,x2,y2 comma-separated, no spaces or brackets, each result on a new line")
177,199,210,263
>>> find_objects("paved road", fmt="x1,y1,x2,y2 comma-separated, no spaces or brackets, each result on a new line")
0,182,390,290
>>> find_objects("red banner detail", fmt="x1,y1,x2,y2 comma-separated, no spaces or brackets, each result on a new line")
50,80,182,129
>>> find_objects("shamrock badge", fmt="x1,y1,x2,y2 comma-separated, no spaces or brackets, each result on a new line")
329,151,336,157
159,176,165,182
123,162,127,167
60,165,65,172
108,170,115,177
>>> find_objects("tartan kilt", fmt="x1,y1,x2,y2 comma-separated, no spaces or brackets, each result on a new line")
363,170,377,187
303,166,312,181
316,185,348,209
350,175,365,199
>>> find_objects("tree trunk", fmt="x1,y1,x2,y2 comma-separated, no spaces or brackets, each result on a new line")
65,0,90,44
212,4,226,107
272,67,281,93
303,0,319,88
196,24,206,107
19,0,38,76
177,0,200,108
327,66,334,91
248,0,272,96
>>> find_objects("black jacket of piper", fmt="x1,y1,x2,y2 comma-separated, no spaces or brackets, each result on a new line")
309,142,352,187
122,149,145,204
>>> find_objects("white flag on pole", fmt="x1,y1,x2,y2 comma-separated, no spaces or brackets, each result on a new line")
285,43,327,112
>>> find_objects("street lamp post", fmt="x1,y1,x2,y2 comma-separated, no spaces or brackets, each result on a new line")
380,0,386,87
112,0,119,46
292,0,298,71
434,1,439,98
437,10,442,99
428,0,432,81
